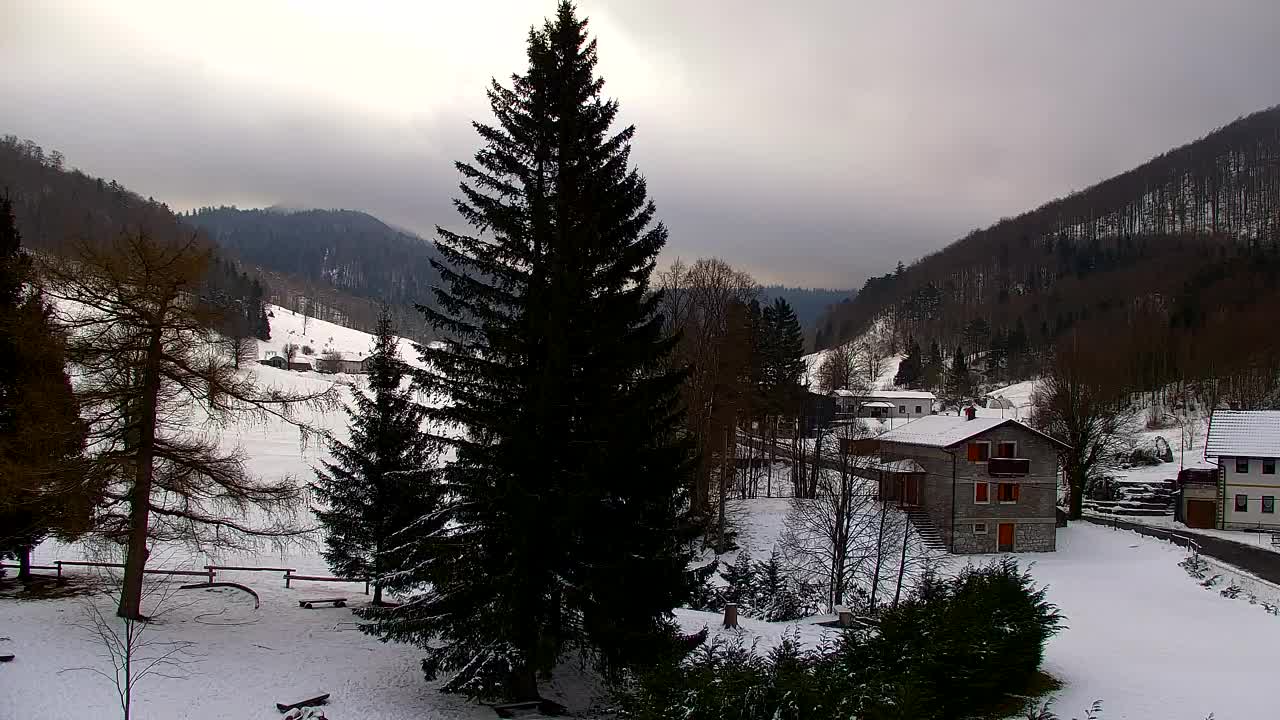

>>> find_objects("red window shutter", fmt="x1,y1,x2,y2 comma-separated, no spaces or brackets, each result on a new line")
968,443,980,461
1012,484,1021,501
975,482,988,502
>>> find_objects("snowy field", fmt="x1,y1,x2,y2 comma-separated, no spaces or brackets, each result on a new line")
9,510,1280,718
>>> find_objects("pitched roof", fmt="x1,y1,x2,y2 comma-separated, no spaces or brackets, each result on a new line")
861,390,937,400
878,415,1069,450
1205,410,1280,458
830,389,936,400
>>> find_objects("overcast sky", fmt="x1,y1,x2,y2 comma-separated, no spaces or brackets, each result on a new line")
3,1,1279,287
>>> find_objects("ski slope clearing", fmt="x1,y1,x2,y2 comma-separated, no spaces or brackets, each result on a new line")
260,304,427,370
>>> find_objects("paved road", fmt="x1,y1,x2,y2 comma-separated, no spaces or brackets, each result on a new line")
1081,515,1280,585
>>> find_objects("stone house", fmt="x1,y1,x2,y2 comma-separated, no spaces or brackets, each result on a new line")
872,415,1068,553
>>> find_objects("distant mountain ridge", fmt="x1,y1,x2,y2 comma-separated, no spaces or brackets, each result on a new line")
758,285,852,330
186,206,442,307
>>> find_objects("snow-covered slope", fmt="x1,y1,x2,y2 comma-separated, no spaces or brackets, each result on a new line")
258,304,426,369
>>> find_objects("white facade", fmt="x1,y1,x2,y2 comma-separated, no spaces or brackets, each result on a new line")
1217,456,1280,529
1203,410,1280,530
831,389,935,420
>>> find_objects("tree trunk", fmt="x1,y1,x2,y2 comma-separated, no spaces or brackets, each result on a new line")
506,664,539,703
1068,464,1086,520
869,499,889,609
717,421,730,552
893,507,910,608
373,583,383,606
17,546,31,581
118,329,164,620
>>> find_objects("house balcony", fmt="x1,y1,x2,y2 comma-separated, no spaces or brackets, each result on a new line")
987,457,1031,477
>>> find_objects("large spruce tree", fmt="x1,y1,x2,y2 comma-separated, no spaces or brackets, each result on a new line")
313,306,437,605
366,2,692,700
765,297,805,404
0,196,92,579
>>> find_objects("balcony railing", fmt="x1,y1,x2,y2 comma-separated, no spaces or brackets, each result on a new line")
988,457,1031,477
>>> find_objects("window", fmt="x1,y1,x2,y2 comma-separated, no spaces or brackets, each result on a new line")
915,405,923,414
1236,494,1249,512
995,441,1017,458
973,523,988,535
899,405,906,414
974,482,990,504
997,483,1020,503
1265,497,1276,514
967,441,991,462
1236,458,1250,474
1265,459,1276,475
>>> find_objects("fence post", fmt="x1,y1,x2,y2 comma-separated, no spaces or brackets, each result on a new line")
56,561,62,579
284,569,291,589
208,567,215,584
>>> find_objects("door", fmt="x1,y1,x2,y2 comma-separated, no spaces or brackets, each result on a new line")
997,523,1015,552
903,475,921,507
1186,500,1216,529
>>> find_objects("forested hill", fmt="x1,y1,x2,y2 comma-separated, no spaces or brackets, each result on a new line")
815,105,1280,399
0,135,271,341
186,207,441,313
0,135,431,340
759,285,852,330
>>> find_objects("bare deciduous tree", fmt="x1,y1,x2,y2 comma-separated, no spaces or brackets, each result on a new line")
658,258,758,527
64,571,199,720
1030,338,1136,519
779,424,935,612
43,233,339,619
817,342,859,394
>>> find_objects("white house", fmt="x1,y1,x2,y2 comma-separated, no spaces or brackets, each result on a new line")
1203,410,1280,530
831,389,936,421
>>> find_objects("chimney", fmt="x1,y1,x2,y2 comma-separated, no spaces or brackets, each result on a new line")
964,405,977,421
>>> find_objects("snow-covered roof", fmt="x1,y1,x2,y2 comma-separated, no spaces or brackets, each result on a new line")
878,415,1068,450
862,401,895,408
830,389,936,400
1205,410,1280,458
862,390,936,400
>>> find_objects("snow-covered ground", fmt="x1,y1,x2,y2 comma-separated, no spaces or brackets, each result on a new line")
0,572,490,720
7,307,1274,718
720,500,1280,719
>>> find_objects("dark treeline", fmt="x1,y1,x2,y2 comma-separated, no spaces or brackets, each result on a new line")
186,206,440,339
817,105,1280,402
758,285,852,333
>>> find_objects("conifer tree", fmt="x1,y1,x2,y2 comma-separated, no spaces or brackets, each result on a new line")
366,2,692,700
946,344,972,402
0,197,92,579
766,297,805,402
313,306,436,605
893,336,922,388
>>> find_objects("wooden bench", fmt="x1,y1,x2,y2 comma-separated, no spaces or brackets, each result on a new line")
284,570,369,594
298,598,346,609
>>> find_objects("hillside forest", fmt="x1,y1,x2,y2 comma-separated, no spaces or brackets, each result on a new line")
817,106,1280,413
